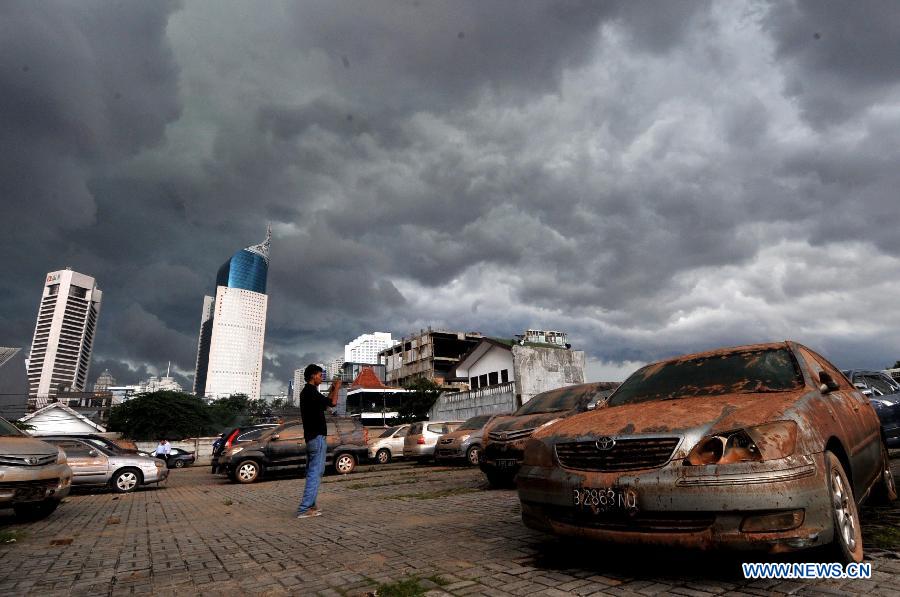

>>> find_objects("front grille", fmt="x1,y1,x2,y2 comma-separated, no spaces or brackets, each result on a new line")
439,438,454,445
555,437,679,472
488,428,535,442
437,449,457,456
0,454,58,467
0,478,60,491
484,443,523,460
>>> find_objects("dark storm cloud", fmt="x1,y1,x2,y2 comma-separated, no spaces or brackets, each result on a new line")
765,0,900,127
3,1,900,398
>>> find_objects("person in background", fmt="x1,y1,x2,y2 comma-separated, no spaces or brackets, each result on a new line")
153,438,171,461
296,364,341,518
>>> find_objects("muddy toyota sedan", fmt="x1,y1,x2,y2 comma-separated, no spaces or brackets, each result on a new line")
518,341,894,563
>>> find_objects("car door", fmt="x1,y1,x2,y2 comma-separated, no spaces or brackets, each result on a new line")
325,421,339,462
265,424,305,468
799,348,882,494
391,425,409,456
50,439,110,484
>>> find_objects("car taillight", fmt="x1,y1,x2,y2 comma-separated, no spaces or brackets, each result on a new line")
417,437,425,445
225,429,240,449
364,428,369,443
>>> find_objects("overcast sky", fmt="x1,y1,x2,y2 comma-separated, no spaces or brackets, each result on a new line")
2,0,900,397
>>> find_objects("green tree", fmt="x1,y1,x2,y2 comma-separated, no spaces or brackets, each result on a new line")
207,393,251,428
108,391,213,440
398,377,443,423
892,361,900,369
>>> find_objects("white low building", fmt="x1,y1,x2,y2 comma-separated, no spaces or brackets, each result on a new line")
19,402,106,435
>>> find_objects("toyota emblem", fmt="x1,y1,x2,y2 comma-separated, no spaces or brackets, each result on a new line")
595,437,616,450
24,457,39,465
500,433,508,441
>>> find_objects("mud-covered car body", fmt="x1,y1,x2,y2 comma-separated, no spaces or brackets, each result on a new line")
842,369,900,448
0,417,72,519
480,383,618,485
435,414,502,466
518,341,892,561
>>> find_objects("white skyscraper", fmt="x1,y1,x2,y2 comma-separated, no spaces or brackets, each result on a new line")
194,228,271,401
345,332,393,364
27,269,102,409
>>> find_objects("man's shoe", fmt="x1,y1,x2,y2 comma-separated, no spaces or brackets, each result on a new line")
296,507,321,518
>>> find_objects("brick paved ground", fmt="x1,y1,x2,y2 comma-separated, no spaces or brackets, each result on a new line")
1,456,899,596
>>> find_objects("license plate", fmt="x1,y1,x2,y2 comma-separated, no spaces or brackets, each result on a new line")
495,459,518,469
14,487,46,501
573,487,637,512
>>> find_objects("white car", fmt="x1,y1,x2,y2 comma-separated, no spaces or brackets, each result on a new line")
368,424,410,464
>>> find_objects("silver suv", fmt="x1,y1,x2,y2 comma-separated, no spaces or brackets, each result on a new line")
0,416,73,520
403,420,464,462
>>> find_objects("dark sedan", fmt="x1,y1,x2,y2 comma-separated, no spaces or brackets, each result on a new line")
843,369,900,448
164,447,195,469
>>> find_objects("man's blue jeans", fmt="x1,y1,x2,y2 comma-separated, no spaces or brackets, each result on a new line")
298,435,326,513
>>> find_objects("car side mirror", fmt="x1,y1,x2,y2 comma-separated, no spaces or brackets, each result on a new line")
819,371,840,393
88,449,98,457
271,434,280,440
860,388,873,397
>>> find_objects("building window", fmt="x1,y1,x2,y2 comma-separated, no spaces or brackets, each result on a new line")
488,371,498,386
470,376,478,390
501,369,509,383
479,374,488,388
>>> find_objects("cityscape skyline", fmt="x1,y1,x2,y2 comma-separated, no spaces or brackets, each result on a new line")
2,3,900,401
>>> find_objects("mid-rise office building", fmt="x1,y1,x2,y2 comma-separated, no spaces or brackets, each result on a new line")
26,269,102,410
344,332,393,364
193,227,271,401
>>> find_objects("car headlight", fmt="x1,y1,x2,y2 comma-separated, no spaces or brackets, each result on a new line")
459,434,471,442
685,421,797,465
56,448,67,465
155,459,164,468
874,399,894,408
231,447,244,455
536,418,561,431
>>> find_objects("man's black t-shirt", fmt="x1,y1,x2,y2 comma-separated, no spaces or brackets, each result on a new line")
299,383,330,440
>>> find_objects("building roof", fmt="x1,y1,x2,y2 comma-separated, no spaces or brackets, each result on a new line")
351,367,390,390
19,402,107,433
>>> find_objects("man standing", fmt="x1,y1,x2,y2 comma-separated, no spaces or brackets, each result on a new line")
153,439,171,461
296,364,341,518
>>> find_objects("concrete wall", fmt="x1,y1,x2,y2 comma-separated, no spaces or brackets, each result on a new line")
513,346,585,405
428,382,516,421
135,437,218,465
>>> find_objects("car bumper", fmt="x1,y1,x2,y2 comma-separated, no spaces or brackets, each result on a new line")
142,465,169,484
435,442,468,461
517,452,832,554
404,444,435,458
481,440,527,474
0,464,73,506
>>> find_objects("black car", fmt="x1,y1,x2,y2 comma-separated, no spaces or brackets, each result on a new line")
843,369,900,448
211,424,278,473
164,447,195,469
222,417,369,484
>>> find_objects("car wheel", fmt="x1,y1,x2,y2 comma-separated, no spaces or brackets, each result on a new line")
466,445,481,466
236,460,261,484
13,499,59,521
484,468,515,488
335,453,356,475
825,451,864,563
174,459,186,468
376,448,391,465
111,468,142,493
869,442,897,504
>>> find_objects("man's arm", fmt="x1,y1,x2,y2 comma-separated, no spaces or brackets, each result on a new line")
327,379,342,407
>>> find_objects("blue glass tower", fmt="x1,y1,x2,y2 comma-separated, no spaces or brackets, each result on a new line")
215,227,271,293
193,226,271,397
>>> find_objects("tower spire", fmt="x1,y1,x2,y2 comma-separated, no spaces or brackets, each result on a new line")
245,224,272,264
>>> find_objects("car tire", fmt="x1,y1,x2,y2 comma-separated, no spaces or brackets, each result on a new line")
466,445,481,466
111,468,142,494
174,459,186,468
484,468,515,488
13,499,59,521
376,448,391,465
334,453,356,475
235,460,262,484
824,451,864,563
869,442,897,504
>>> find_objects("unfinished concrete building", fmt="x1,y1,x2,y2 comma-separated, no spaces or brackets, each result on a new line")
378,328,484,390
